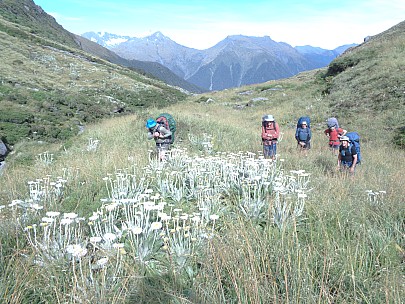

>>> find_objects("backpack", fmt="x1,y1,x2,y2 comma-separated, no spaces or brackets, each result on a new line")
297,116,311,129
295,117,311,142
156,113,176,144
261,120,278,142
346,132,361,164
327,117,339,129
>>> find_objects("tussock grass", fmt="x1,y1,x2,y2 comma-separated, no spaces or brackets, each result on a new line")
1,19,404,304
1,93,404,303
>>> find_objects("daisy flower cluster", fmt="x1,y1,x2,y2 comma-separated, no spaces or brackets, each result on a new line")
5,147,311,299
366,190,387,205
36,151,54,166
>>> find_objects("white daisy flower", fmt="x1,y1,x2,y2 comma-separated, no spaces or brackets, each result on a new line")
209,214,219,221
132,227,143,235
60,218,73,225
46,211,60,217
90,236,102,243
64,212,78,219
96,257,109,267
103,233,117,242
151,222,163,230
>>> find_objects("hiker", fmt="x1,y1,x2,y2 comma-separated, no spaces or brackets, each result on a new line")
146,118,172,161
261,115,280,160
324,124,347,155
337,136,358,175
295,117,311,155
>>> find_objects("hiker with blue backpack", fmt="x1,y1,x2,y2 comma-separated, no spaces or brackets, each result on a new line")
337,134,361,175
146,117,173,161
295,117,311,155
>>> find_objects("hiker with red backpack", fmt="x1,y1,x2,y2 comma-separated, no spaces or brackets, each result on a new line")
146,118,172,161
324,117,347,155
261,115,280,160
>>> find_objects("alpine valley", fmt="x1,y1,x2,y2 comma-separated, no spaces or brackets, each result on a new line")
83,31,357,91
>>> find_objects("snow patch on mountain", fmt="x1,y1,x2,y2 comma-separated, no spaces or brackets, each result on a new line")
105,37,128,47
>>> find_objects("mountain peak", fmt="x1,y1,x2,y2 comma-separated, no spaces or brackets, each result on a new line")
146,31,170,42
150,31,164,37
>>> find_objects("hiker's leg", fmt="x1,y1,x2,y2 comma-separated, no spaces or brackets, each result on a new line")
333,144,339,156
155,145,164,161
270,143,277,160
159,144,170,161
263,145,270,159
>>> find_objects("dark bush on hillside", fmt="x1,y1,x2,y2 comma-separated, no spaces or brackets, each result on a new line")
393,126,405,149
0,110,34,124
195,96,211,103
324,57,360,78
0,122,30,145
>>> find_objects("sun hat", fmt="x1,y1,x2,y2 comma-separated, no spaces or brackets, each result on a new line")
263,114,274,122
146,119,157,128
340,136,349,141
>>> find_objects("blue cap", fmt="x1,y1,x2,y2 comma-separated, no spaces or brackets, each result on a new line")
146,119,157,128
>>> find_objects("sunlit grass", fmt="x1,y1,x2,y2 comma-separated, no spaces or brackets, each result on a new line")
1,78,405,303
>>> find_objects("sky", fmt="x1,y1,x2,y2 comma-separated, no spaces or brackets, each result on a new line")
34,0,405,50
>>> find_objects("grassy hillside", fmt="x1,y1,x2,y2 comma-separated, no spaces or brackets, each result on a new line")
0,19,404,303
0,98,403,303
0,1,404,301
0,13,187,145
0,0,80,49
321,20,405,147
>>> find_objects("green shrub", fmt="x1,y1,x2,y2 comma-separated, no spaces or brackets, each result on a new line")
324,57,360,78
393,126,405,149
0,110,34,124
0,122,31,145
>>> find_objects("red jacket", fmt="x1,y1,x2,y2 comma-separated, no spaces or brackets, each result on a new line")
324,127,344,145
262,122,280,145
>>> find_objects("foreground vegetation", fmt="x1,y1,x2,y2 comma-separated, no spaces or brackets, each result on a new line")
1,82,404,302
0,4,404,302
0,13,187,146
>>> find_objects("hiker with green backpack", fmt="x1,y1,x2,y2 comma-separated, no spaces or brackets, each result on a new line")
145,113,176,161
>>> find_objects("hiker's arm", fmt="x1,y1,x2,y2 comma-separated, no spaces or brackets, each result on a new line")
341,129,347,136
350,154,358,172
147,130,154,140
159,127,172,138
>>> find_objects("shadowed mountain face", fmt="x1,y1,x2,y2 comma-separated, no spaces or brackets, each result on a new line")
84,31,355,91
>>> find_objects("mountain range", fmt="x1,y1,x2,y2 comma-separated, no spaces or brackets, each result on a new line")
0,0,195,145
0,0,404,152
82,31,357,91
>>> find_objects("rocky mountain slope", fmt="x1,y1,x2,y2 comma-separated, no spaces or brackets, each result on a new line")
0,0,189,145
0,0,203,93
84,31,355,91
